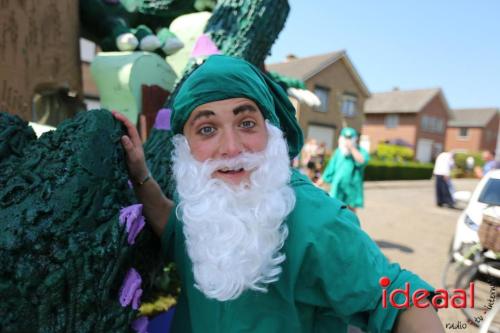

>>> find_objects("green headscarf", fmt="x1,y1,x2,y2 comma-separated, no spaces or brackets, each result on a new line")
340,127,358,139
170,55,304,159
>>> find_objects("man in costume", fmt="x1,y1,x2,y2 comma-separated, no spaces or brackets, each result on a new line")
318,127,370,212
433,151,456,208
113,55,444,332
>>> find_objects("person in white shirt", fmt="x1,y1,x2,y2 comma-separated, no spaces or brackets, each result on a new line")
433,151,455,208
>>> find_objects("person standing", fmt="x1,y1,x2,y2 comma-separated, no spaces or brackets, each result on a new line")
433,151,455,208
475,150,499,178
317,127,370,212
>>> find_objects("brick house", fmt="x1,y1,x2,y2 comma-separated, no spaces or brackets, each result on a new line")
363,88,451,163
266,51,370,152
445,108,499,154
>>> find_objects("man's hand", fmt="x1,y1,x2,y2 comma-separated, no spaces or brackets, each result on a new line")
112,111,173,237
112,111,149,183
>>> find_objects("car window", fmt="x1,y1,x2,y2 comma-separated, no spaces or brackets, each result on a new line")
478,178,500,206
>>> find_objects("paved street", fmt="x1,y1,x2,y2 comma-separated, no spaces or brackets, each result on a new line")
357,178,481,332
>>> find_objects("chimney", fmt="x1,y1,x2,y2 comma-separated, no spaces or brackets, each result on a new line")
285,54,297,62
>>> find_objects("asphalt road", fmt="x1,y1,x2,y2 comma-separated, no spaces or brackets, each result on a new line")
357,178,481,333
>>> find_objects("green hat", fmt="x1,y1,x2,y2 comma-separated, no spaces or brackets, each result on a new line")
170,55,304,159
340,127,358,139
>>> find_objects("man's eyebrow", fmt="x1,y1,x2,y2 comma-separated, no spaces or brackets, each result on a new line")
233,104,258,115
190,110,215,124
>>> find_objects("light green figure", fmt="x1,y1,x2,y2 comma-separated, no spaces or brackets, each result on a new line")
321,127,370,209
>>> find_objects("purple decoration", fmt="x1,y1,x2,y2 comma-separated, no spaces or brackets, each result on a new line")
132,316,149,333
128,179,134,189
119,268,143,308
191,34,221,58
153,108,172,130
119,204,146,245
132,288,143,310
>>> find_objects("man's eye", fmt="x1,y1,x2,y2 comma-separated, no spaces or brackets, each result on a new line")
240,120,256,129
198,126,215,135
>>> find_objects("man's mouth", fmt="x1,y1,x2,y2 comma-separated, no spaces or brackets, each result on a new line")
218,168,245,174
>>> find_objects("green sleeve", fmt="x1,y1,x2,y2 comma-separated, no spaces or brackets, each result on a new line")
354,147,370,168
160,206,178,262
321,150,339,183
296,205,434,333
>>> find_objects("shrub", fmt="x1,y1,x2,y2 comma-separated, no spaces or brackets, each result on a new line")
376,143,414,162
365,159,434,180
452,151,485,178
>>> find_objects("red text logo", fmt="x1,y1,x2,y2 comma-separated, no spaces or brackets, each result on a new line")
379,277,475,309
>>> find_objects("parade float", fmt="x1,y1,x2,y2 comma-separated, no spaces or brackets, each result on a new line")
0,1,319,332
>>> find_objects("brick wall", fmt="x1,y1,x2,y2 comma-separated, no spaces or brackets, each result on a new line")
415,95,448,157
445,113,499,153
363,113,418,152
299,58,367,149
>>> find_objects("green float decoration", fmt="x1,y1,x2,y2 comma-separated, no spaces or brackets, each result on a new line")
0,110,163,332
80,0,217,57
1,0,294,331
90,51,177,125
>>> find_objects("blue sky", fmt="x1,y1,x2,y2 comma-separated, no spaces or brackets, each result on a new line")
266,0,500,109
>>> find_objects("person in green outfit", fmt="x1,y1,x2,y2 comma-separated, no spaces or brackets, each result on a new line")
317,127,370,213
113,55,444,333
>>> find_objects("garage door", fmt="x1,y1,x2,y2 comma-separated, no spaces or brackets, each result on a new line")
416,138,433,163
307,125,335,151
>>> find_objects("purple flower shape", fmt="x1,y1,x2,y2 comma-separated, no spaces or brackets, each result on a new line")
191,34,221,58
132,316,149,333
119,204,146,245
119,268,143,310
153,108,172,130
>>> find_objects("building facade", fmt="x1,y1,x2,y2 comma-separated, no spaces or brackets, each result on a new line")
267,51,370,152
445,108,499,153
363,88,450,162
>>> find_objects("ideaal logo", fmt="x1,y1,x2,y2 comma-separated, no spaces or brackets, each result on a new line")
379,277,475,309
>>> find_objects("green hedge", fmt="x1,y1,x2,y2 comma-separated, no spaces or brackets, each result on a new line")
452,151,485,178
375,143,414,162
365,159,434,180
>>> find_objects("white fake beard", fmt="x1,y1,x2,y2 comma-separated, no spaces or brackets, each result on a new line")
337,136,350,156
171,122,296,301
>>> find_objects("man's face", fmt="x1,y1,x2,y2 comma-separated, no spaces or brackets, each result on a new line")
483,151,493,161
183,97,268,185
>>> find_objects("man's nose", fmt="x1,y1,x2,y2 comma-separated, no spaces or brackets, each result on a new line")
219,129,243,158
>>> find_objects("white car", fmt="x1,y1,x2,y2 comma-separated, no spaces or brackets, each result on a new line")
452,169,500,252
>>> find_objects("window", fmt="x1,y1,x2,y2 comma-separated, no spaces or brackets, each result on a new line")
314,86,329,113
385,114,399,128
80,38,97,63
340,95,357,118
421,115,445,133
458,127,469,139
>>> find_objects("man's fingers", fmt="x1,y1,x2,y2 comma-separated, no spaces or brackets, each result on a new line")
113,111,142,146
121,135,133,150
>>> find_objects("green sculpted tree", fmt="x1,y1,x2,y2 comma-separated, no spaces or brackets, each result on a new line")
0,0,291,331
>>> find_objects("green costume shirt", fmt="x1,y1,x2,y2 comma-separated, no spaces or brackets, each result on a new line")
322,148,370,208
161,170,432,333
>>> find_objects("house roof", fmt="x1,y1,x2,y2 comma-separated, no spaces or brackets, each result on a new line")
266,51,370,97
448,108,499,127
364,88,445,114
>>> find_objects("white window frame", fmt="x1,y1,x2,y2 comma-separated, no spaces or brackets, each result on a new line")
314,86,329,113
80,38,97,63
458,127,469,140
340,94,357,118
385,114,399,128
